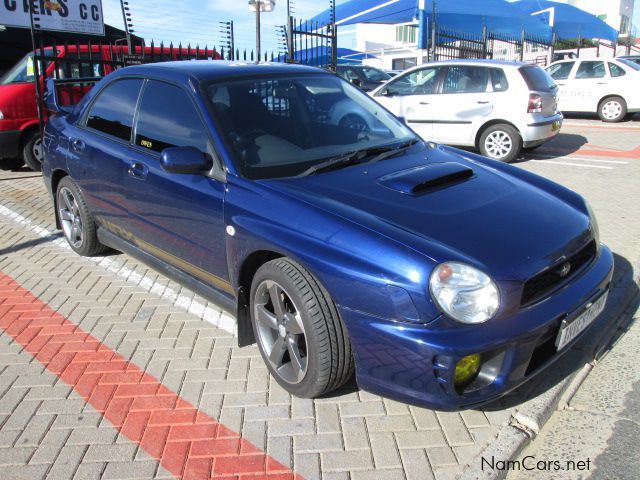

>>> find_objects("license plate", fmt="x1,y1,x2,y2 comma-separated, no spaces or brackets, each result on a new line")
552,120,561,132
556,291,608,350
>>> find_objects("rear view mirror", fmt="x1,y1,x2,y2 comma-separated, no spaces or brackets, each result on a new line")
160,147,212,174
351,78,362,87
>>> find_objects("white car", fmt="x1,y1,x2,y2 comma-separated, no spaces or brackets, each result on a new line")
371,60,563,163
546,58,640,122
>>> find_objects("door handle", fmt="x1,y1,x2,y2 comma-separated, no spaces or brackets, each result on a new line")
71,138,85,153
419,101,430,105
128,162,148,180
597,82,608,85
477,101,491,104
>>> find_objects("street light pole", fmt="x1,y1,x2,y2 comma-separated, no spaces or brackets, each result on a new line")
256,1,261,61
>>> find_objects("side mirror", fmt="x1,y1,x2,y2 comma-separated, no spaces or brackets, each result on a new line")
160,146,212,174
397,116,409,126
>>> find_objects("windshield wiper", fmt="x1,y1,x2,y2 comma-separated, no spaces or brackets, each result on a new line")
297,139,420,177
363,138,420,164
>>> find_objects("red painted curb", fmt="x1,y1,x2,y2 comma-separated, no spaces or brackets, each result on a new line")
0,273,303,480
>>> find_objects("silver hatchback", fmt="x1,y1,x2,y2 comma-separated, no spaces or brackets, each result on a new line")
372,59,563,163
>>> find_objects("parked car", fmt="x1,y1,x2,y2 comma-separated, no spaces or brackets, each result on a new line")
546,58,640,122
0,44,218,172
336,65,391,91
371,59,562,163
618,55,640,66
43,61,612,410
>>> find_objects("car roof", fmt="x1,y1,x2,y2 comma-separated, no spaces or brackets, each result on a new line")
418,59,528,68
110,61,324,83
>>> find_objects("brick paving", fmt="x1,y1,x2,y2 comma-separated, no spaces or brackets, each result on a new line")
0,118,638,479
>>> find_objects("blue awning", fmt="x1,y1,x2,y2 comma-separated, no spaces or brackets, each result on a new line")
307,0,552,40
512,1,618,42
276,47,378,66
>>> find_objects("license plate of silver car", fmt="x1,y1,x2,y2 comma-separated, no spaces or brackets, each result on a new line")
556,291,608,350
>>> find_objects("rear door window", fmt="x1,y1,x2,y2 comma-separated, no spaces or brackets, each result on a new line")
489,68,509,92
546,62,574,80
521,66,556,91
85,79,143,141
135,80,210,155
442,66,489,94
575,61,606,79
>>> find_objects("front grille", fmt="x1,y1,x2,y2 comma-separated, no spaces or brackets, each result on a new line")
521,240,597,306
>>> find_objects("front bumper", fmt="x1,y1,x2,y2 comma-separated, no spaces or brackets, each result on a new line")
0,130,21,159
521,114,563,148
341,245,613,410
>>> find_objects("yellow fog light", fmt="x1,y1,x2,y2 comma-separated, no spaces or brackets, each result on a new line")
454,354,481,386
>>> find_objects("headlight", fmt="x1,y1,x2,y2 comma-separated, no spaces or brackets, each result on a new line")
429,262,500,324
0,110,4,120
585,200,600,244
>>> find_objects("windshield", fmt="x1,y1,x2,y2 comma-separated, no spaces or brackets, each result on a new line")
618,58,640,71
359,66,391,82
206,74,417,179
0,50,55,85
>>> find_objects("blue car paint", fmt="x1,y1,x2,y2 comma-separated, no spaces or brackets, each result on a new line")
42,62,614,410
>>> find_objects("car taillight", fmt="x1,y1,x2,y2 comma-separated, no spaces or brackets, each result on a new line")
528,94,542,113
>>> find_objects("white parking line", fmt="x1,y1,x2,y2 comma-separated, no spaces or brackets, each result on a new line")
0,204,237,336
533,160,613,169
527,154,629,165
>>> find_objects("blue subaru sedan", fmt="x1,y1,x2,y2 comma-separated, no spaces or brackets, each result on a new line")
42,62,613,410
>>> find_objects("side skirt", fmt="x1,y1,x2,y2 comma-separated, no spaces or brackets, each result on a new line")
97,227,238,317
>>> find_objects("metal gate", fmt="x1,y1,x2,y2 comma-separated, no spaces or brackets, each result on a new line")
286,17,338,71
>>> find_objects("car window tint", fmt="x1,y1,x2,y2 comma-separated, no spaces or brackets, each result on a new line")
85,78,143,141
443,66,488,94
386,67,440,95
575,61,605,79
609,62,626,77
489,68,509,92
135,80,209,154
520,66,555,91
547,62,574,80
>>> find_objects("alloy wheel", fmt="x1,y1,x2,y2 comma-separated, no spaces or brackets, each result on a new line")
484,130,513,160
32,137,44,164
57,187,83,248
253,280,308,384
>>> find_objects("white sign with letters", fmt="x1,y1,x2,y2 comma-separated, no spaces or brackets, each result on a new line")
0,0,105,35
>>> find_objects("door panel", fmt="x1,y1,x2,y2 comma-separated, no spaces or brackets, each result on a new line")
124,80,231,293
430,66,493,146
68,78,143,229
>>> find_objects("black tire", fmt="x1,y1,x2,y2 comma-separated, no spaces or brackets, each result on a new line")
22,130,44,172
598,96,627,123
250,258,354,398
56,176,107,257
0,157,25,171
479,124,522,163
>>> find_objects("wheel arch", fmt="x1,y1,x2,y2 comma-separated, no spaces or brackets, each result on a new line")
597,94,626,109
236,249,285,347
19,123,40,150
474,119,521,149
50,169,69,229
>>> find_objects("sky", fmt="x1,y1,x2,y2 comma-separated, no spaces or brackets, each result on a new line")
102,0,349,54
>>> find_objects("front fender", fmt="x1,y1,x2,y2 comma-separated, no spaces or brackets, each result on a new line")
224,178,441,323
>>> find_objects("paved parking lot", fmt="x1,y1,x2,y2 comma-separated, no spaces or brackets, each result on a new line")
0,117,638,480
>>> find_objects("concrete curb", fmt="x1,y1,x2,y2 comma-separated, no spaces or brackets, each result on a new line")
458,261,640,480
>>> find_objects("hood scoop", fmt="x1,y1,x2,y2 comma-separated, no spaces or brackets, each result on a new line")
377,162,474,195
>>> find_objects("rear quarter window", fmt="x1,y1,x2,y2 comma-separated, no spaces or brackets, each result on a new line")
520,66,556,92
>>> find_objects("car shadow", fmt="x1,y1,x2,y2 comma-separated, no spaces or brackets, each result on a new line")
482,252,639,412
513,133,589,162
562,112,640,123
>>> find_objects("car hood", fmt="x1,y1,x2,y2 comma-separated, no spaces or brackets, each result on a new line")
263,146,591,282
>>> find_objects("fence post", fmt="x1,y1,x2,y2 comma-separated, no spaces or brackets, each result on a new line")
287,15,294,62
481,25,488,59
549,32,556,65
520,27,525,62
576,34,582,58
